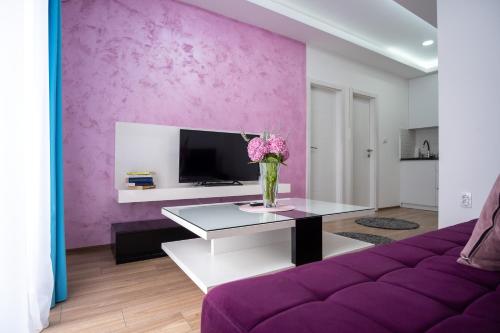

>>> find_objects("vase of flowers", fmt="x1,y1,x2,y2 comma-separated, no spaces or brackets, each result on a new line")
243,132,289,208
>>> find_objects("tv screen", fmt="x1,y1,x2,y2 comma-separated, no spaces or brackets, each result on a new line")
179,129,259,184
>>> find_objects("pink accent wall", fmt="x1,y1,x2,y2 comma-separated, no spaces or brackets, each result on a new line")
62,0,306,248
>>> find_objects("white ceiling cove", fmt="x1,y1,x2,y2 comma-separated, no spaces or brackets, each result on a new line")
179,0,438,78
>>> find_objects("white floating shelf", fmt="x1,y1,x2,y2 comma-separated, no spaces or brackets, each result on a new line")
117,183,291,203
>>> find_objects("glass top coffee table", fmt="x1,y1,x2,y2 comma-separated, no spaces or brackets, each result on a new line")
161,198,374,293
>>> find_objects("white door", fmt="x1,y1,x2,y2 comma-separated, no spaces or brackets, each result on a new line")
352,94,372,206
310,85,343,202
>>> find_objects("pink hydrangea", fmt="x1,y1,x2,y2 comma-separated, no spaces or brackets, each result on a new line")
247,137,269,162
268,135,289,160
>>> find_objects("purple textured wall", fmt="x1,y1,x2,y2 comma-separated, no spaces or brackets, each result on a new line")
62,0,306,248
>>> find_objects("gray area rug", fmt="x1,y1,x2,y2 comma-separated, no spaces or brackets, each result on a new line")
355,217,419,230
336,232,393,245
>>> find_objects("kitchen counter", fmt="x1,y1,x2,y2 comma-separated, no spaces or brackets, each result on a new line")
400,159,439,211
401,157,439,161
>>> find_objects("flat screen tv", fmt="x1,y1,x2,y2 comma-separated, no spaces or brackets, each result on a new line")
179,129,259,184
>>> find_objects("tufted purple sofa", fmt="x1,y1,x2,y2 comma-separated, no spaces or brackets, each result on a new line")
201,220,500,333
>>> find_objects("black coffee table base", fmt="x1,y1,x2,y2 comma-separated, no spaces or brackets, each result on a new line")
291,215,323,266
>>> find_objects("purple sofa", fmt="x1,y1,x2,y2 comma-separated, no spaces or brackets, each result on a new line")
201,220,500,333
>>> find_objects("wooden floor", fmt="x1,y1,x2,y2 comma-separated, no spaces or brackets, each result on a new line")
46,207,437,333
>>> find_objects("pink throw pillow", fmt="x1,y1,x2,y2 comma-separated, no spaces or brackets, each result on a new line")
458,174,500,271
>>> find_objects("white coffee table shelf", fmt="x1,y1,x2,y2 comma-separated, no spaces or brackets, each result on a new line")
117,183,291,203
162,231,372,293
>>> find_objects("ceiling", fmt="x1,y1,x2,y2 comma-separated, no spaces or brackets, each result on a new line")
393,0,437,27
178,0,438,79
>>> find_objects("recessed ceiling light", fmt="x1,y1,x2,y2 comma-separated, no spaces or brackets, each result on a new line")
422,40,434,47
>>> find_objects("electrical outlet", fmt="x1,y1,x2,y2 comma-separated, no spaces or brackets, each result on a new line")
461,192,472,208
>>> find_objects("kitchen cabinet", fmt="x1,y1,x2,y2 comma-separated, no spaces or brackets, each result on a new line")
400,160,438,210
409,73,438,128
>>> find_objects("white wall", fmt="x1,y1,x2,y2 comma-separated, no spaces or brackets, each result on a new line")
307,46,409,208
437,0,500,227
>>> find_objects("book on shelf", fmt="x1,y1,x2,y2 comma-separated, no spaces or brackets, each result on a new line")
126,171,154,176
127,177,154,183
127,185,156,190
127,182,154,187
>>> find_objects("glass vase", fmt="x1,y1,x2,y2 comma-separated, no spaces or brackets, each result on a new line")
259,162,280,208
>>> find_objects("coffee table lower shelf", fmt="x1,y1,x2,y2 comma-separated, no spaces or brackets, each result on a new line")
162,232,372,293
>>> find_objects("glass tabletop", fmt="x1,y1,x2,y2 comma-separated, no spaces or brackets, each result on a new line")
162,198,372,232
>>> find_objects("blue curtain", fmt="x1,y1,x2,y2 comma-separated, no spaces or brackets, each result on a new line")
49,0,67,306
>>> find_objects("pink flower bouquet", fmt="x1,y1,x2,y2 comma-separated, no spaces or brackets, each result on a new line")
242,132,289,207
245,134,289,164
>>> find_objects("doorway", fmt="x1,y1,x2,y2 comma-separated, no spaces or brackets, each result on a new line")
308,82,345,202
348,90,377,208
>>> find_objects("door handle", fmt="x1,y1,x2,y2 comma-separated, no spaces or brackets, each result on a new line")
366,149,373,152
311,146,319,150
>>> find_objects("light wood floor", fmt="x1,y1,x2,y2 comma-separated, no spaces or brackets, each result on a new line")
46,207,437,333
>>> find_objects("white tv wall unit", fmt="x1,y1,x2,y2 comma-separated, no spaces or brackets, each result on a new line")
115,122,291,203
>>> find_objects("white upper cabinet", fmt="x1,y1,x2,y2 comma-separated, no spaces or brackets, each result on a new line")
408,73,438,128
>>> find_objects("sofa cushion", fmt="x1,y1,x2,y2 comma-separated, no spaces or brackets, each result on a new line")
201,221,500,333
251,302,393,333
426,315,500,333
444,246,463,257
417,255,500,288
203,273,316,332
379,268,488,310
327,282,454,333
369,242,435,266
423,228,471,245
400,235,460,254
284,260,370,299
465,290,500,323
458,174,500,270
448,220,477,234
329,251,405,279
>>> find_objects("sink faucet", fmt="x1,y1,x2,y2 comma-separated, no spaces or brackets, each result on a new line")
422,140,431,158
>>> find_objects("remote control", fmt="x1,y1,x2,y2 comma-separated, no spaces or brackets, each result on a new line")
249,202,264,207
